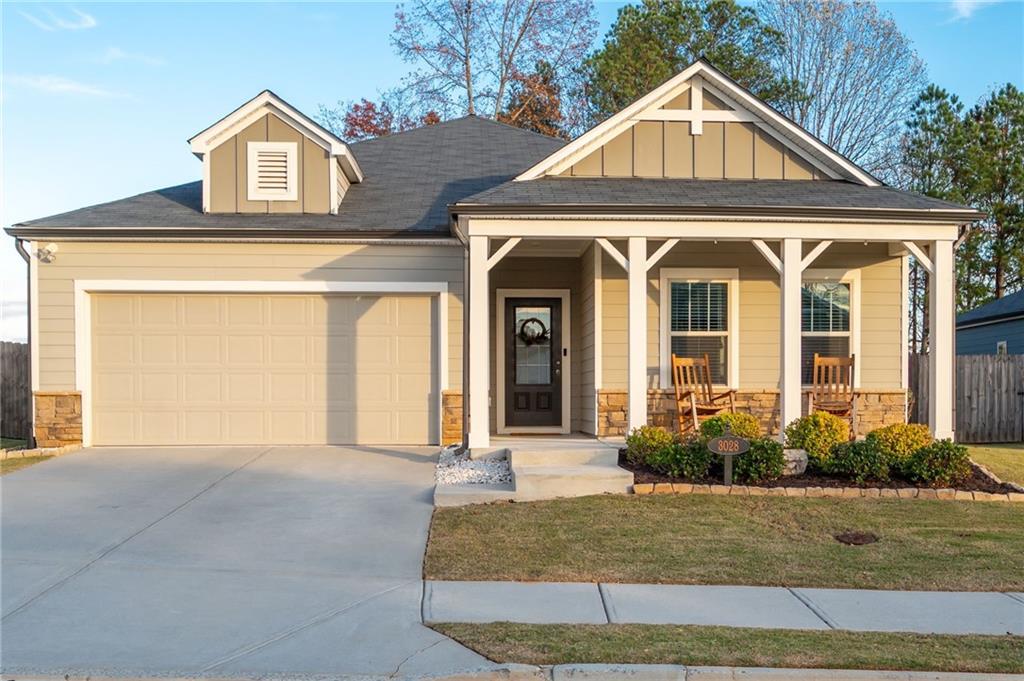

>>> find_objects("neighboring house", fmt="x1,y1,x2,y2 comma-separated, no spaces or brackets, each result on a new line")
957,290,1024,355
6,59,981,450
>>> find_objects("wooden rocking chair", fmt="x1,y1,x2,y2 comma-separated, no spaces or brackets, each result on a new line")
672,353,736,434
807,353,857,432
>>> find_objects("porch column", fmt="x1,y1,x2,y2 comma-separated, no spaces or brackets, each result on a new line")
928,239,955,439
779,238,803,433
467,235,490,449
627,236,648,432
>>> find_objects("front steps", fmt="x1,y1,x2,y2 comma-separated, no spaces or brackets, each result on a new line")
434,438,634,507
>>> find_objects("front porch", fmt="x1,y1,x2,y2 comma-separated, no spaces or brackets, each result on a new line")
455,227,956,452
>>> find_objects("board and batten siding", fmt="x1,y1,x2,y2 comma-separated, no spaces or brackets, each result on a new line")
34,241,464,393
599,242,903,390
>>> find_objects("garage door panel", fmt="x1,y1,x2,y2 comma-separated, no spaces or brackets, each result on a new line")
91,293,437,445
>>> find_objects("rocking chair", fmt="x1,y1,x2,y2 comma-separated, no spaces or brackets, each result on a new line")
672,353,736,434
807,353,857,432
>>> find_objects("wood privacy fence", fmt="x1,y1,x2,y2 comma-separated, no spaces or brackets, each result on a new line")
909,353,1024,443
1,341,31,440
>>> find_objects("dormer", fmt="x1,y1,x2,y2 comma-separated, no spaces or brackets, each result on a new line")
188,90,362,215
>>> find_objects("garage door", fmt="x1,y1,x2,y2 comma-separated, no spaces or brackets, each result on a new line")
90,293,437,445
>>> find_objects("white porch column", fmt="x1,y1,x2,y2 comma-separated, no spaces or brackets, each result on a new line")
928,240,955,440
627,236,648,432
467,235,490,449
779,238,803,433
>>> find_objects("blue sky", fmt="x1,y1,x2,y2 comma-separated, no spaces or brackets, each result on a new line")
2,0,1022,341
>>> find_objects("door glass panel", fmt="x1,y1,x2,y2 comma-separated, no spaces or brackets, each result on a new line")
514,306,552,385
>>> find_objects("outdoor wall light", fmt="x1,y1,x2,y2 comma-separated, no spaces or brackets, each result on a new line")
36,243,58,263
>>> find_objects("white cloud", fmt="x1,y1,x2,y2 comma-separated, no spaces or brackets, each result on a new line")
95,46,165,66
949,0,1000,21
6,74,123,98
19,7,97,31
1,299,27,343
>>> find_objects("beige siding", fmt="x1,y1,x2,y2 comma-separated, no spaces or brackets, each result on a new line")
600,242,903,391
754,128,785,179
633,122,664,177
664,122,694,178
724,123,754,179
694,122,725,178
35,242,464,393
209,112,334,214
603,128,633,176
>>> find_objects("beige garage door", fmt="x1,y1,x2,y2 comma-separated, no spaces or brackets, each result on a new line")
91,293,437,445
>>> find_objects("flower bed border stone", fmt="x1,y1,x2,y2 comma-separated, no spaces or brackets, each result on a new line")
631,481,1024,503
0,444,81,461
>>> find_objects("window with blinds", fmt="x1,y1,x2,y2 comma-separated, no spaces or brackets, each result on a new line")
669,281,728,384
247,141,298,201
802,281,851,383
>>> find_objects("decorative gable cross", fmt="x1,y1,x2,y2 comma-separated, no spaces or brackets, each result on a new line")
630,76,759,136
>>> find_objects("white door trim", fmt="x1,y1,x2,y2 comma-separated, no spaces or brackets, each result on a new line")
496,288,571,435
73,279,448,447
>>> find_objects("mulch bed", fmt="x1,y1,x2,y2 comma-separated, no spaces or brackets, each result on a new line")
618,450,1017,494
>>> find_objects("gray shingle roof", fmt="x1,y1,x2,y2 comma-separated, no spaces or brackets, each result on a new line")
957,290,1024,326
454,177,981,219
10,116,566,236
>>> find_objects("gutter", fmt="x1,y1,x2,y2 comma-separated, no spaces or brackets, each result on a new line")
3,226,461,244
13,238,35,447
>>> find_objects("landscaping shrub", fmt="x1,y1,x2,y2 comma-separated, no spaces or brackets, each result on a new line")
733,437,785,484
826,439,891,484
647,437,714,480
699,412,761,440
784,412,850,470
624,425,675,467
902,439,972,487
866,423,933,470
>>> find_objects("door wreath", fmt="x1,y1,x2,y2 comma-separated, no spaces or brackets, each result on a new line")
517,317,550,346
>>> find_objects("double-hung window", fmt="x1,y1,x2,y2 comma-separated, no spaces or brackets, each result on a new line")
660,269,738,387
801,276,855,384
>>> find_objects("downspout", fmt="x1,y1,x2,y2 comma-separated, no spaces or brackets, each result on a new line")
13,238,35,447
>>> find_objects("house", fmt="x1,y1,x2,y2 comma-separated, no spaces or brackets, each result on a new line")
957,290,1024,355
7,59,981,451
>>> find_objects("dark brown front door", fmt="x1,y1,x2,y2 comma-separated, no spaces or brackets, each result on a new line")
505,297,562,428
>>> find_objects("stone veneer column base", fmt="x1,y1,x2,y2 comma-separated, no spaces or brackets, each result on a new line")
441,390,463,446
598,388,907,438
34,391,83,447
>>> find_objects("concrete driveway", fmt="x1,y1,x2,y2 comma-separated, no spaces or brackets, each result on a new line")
1,446,492,678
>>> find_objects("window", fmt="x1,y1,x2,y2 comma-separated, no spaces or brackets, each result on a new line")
247,141,298,201
660,269,738,387
801,280,852,384
997,340,1008,355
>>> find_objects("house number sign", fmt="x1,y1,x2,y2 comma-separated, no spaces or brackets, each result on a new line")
707,427,750,486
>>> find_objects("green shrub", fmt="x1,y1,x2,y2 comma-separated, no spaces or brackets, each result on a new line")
784,413,850,470
866,423,933,469
699,412,761,440
902,439,972,487
647,438,714,480
733,437,785,484
826,439,891,484
624,425,675,467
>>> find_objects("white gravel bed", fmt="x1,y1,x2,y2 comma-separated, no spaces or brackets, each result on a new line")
435,446,511,485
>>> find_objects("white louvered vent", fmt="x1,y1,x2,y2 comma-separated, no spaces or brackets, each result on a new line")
247,141,298,201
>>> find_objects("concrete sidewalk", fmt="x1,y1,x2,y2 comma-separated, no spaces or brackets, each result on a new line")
424,581,1024,635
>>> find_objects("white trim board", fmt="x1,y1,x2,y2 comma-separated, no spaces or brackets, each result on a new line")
495,288,572,436
803,268,862,388
73,279,449,447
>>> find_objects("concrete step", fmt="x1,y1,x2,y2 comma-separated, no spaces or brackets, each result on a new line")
512,463,634,502
510,447,619,467
434,482,516,507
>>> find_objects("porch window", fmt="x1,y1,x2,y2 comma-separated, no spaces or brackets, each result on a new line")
801,281,851,384
668,281,729,385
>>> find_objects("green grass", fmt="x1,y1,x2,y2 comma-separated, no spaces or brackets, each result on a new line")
426,494,1024,591
433,623,1024,674
0,437,27,451
970,443,1024,485
0,455,53,476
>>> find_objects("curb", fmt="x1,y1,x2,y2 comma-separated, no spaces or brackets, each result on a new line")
632,481,1024,503
422,664,1024,680
0,443,81,461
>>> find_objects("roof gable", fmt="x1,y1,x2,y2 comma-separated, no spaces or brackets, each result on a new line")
516,59,879,186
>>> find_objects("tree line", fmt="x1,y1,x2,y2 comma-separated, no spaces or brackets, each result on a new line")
318,0,1023,343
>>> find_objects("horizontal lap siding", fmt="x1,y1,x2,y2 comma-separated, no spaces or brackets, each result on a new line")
600,242,902,391
35,241,464,392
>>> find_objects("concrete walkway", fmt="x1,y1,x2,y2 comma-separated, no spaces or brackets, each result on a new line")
424,581,1024,635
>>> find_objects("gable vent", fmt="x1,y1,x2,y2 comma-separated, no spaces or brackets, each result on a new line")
247,141,298,201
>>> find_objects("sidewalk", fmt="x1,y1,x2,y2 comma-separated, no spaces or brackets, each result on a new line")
424,581,1024,635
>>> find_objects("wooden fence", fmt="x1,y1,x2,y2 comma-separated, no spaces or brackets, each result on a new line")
1,341,31,440
909,353,1024,443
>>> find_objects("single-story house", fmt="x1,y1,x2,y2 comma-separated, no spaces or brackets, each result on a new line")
7,59,981,450
957,290,1024,355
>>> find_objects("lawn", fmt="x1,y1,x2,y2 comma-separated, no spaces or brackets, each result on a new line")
433,623,1024,674
0,437,27,451
0,455,53,476
426,495,1024,591
970,443,1024,486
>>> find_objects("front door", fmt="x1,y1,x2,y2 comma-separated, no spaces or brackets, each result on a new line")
504,297,563,428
